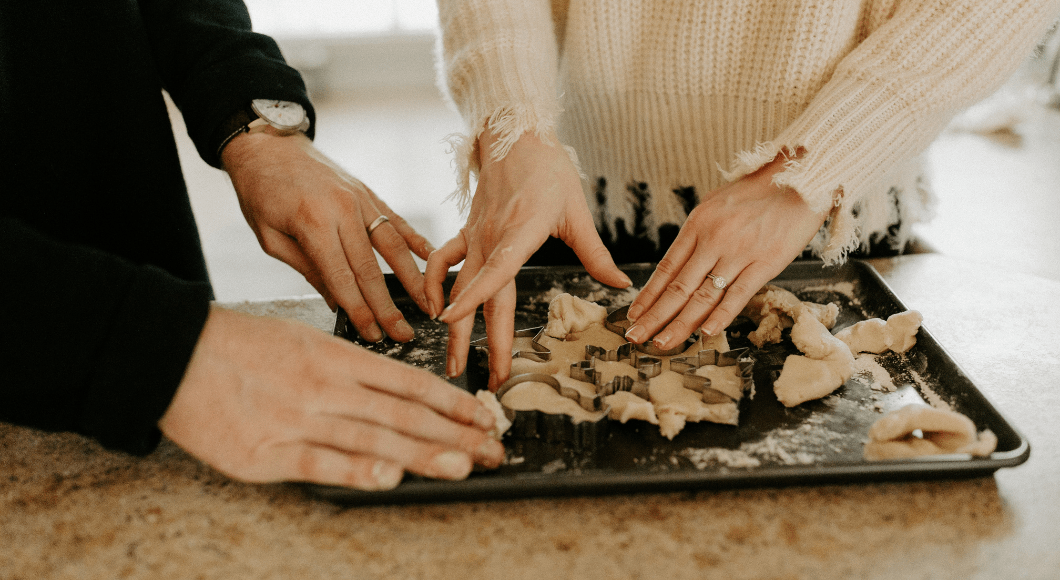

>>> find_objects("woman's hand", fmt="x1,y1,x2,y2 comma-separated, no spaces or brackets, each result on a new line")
159,306,504,490
624,154,830,350
424,129,631,391
223,130,435,343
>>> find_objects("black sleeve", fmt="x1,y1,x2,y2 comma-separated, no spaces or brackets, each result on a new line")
137,0,317,167
0,218,213,456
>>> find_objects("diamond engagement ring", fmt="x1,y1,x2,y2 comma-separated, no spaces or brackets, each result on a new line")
367,215,389,236
706,273,727,290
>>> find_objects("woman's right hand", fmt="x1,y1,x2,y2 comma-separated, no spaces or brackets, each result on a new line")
424,129,631,391
158,306,504,490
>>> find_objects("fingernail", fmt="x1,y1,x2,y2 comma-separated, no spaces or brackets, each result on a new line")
476,439,505,465
372,461,404,490
701,323,718,336
432,451,472,479
363,322,384,343
395,319,414,339
473,405,496,430
447,355,459,379
621,275,633,287
625,324,644,343
438,305,454,323
627,304,644,321
653,331,672,349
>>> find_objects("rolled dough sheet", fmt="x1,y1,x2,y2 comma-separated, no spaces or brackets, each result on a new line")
499,380,606,424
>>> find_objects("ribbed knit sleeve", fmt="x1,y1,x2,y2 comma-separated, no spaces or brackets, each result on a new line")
721,0,1060,262
436,0,569,203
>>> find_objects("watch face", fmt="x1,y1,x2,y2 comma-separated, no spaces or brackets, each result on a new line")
251,99,306,130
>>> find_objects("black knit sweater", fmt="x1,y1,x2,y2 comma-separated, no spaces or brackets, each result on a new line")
0,0,314,455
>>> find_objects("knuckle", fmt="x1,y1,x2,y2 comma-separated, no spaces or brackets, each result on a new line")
662,279,695,300
346,305,376,329
293,198,325,230
258,236,284,259
351,257,384,281
690,284,719,304
326,267,359,291
294,447,320,481
711,303,740,325
665,318,691,338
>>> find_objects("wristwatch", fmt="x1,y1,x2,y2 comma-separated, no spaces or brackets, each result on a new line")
214,99,311,164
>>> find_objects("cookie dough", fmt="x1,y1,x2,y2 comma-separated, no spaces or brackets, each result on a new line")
499,380,606,424
475,390,512,440
499,293,744,439
773,305,855,407
864,404,997,460
836,310,923,355
543,293,608,339
740,285,839,348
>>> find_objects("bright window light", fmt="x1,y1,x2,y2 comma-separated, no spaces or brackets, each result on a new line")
245,0,438,37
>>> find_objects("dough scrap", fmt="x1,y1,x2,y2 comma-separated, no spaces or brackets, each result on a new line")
864,404,997,460
740,285,839,348
476,390,512,440
836,310,923,355
773,305,855,407
543,293,608,339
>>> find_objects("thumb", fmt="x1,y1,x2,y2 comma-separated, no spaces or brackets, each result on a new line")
561,205,631,289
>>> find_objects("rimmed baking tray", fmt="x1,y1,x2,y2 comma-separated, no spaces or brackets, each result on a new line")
308,260,1029,505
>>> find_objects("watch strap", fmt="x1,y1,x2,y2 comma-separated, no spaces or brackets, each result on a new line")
213,105,258,166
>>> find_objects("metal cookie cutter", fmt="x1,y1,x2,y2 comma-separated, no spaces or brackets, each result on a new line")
669,348,755,404
494,373,610,448
470,326,552,363
604,305,698,356
572,343,662,400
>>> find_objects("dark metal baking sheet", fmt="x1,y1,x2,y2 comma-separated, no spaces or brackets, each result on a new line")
308,260,1029,505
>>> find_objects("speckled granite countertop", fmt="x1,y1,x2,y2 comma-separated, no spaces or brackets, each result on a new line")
3,254,1058,580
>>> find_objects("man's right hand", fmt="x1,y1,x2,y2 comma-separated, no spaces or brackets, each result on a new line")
158,306,504,490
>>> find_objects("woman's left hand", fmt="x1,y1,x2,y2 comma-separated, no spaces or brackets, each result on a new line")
623,154,831,350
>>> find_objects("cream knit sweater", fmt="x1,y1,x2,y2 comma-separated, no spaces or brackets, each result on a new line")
436,0,1059,262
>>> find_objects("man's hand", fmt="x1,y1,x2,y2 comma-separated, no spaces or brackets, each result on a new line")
159,306,504,489
424,129,631,391
624,154,830,350
222,130,434,343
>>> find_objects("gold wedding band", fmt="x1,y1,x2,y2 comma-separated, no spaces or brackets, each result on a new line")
367,215,389,236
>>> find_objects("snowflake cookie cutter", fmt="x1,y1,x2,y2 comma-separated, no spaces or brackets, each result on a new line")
571,343,661,401
669,348,756,404
470,305,754,446
494,373,610,448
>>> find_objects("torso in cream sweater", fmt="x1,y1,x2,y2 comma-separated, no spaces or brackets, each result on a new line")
437,0,1058,262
